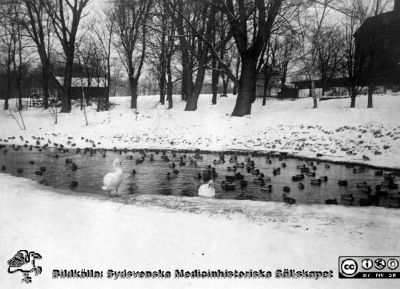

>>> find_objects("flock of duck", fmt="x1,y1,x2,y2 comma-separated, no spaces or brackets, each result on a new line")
0,135,400,208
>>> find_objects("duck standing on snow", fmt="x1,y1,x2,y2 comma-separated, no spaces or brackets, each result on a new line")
102,158,123,196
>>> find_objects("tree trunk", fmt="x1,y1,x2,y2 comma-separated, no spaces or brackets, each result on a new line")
185,64,206,111
349,86,356,108
232,54,257,116
312,80,318,109
105,60,111,111
167,77,173,109
42,64,50,109
61,56,73,113
129,77,138,109
211,58,219,105
166,54,173,109
159,74,166,105
222,76,228,96
4,58,11,110
38,50,51,109
367,85,373,108
262,64,271,106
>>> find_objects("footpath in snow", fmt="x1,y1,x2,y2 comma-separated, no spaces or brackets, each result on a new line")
1,174,400,289
0,94,399,169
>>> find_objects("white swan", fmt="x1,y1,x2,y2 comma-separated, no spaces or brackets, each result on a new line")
102,158,123,196
198,180,216,198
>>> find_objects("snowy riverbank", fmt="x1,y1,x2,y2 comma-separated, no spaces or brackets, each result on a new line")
0,93,399,169
1,173,400,289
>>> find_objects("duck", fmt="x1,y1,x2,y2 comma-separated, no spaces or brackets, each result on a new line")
225,175,235,183
235,172,244,180
353,167,364,174
1,165,5,171
292,174,305,182
319,176,328,182
69,181,79,188
227,166,236,172
261,185,273,193
240,180,248,188
236,162,245,168
167,172,177,180
341,193,354,202
135,158,144,165
325,199,338,205
213,159,224,165
356,182,368,189
310,179,321,186
229,155,237,163
300,167,310,173
168,162,176,168
221,181,236,191
298,182,305,190
305,172,316,177
338,180,348,187
102,158,123,196
235,194,256,200
71,162,78,171
283,186,291,193
283,194,296,205
273,168,280,176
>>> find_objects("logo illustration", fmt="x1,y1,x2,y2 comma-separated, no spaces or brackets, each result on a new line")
7,250,42,283
362,258,373,270
374,258,386,270
341,259,358,276
387,259,399,270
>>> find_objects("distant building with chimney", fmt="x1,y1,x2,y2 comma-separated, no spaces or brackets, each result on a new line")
355,0,400,88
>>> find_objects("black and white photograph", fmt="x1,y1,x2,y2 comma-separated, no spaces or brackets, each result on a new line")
0,0,399,288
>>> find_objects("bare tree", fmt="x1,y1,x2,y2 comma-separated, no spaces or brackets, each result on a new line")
92,4,116,111
44,0,91,113
314,25,344,96
0,0,32,110
21,0,54,109
113,0,153,110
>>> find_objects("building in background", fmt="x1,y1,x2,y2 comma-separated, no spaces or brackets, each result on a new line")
355,0,400,89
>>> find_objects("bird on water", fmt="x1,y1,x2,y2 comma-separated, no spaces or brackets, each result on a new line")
102,158,124,196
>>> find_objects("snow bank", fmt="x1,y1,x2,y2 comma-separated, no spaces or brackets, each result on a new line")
1,173,399,289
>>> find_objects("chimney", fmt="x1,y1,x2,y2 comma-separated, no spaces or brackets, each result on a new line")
395,0,400,11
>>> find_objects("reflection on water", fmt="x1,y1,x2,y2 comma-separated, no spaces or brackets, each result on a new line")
0,145,399,208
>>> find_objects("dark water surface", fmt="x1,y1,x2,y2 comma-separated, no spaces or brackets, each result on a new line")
0,145,399,208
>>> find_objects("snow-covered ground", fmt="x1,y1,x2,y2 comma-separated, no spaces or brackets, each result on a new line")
0,93,399,169
1,174,400,289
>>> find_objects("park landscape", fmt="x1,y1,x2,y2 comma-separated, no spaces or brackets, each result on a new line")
1,0,400,289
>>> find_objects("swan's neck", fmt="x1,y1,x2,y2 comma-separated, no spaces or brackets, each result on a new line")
114,166,123,172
